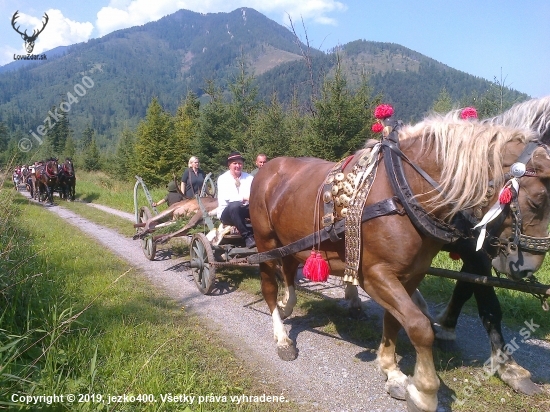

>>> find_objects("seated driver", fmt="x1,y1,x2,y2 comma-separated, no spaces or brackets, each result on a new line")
216,151,255,248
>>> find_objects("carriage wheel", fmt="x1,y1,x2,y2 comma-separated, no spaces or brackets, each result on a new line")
189,233,216,294
139,206,157,260
200,175,217,198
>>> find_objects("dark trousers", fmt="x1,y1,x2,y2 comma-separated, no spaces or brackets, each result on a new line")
220,201,252,238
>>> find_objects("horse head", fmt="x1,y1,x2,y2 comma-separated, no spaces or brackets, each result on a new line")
61,158,74,176
400,117,550,282
45,158,59,178
488,141,550,280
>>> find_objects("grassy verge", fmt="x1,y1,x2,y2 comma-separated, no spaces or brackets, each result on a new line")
73,170,167,213
1,184,293,411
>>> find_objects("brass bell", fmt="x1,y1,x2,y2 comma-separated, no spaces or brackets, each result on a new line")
323,191,333,203
340,208,348,217
331,185,339,195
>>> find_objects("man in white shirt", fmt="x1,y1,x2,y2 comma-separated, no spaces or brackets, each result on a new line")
217,151,256,248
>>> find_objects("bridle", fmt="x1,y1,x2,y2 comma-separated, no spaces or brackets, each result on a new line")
476,140,550,257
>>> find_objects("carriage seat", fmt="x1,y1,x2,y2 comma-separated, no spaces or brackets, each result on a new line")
206,222,253,246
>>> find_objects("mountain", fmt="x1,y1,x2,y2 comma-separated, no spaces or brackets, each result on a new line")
0,7,528,147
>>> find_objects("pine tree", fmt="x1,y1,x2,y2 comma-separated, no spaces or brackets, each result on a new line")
84,137,101,171
432,88,454,114
115,126,136,181
63,134,76,160
81,124,94,151
173,91,200,167
133,97,175,186
47,107,70,157
193,82,234,175
308,57,374,160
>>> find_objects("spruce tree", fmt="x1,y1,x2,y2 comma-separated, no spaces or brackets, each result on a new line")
173,92,200,168
133,98,175,186
115,126,136,181
83,137,101,171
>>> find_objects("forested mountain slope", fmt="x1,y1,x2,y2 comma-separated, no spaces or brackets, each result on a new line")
0,7,528,148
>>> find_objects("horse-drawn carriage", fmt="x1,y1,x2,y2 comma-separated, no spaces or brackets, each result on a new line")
133,98,550,412
133,174,258,294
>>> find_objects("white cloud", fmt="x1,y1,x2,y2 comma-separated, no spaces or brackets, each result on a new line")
95,0,346,36
10,9,93,55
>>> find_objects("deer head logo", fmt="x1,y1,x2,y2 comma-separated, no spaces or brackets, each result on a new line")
11,11,49,54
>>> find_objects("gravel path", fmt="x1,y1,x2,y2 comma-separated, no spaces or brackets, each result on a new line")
27,194,550,411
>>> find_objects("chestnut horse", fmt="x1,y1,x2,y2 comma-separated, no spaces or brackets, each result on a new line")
435,96,550,395
249,116,550,412
36,158,59,204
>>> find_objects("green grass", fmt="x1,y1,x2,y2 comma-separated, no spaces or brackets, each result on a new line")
1,184,295,412
74,170,168,214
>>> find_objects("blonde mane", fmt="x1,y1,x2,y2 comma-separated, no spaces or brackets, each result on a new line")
398,112,538,217
483,96,550,139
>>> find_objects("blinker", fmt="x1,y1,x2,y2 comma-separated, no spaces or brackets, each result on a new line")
510,162,526,178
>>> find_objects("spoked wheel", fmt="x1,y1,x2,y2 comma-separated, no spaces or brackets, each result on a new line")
139,206,157,260
189,233,216,294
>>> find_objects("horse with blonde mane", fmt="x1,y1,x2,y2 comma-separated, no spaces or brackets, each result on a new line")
434,96,550,395
250,112,550,411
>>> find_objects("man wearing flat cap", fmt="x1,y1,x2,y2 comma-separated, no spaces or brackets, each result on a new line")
216,151,256,248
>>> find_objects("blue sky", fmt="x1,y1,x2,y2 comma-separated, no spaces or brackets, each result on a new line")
1,0,549,98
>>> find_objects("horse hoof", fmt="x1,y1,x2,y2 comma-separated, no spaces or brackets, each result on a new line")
405,383,438,412
507,377,542,395
277,345,298,361
386,383,406,400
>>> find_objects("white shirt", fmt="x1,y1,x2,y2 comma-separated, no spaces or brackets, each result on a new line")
216,170,254,218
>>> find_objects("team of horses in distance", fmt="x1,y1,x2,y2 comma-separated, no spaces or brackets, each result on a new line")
13,157,76,203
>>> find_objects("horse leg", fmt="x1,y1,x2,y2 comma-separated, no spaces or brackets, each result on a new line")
378,310,409,400
367,276,439,412
260,259,297,361
472,285,541,395
344,284,363,317
277,257,299,319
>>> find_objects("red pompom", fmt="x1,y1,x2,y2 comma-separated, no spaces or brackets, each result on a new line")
374,104,394,119
449,252,461,261
372,122,384,133
499,186,512,204
302,250,316,277
460,107,478,120
303,251,330,282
